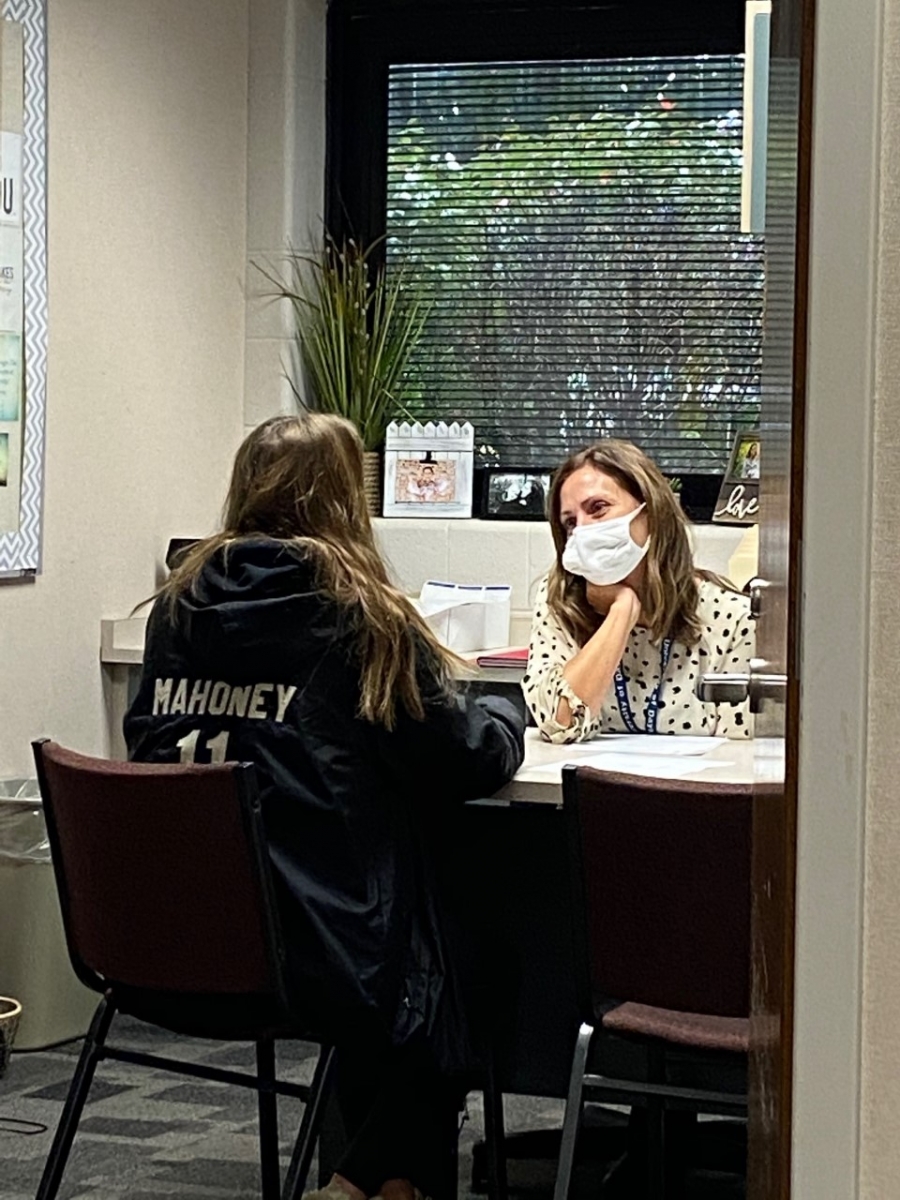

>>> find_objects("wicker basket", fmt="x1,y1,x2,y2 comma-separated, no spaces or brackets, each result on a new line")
363,451,382,517
0,996,22,1079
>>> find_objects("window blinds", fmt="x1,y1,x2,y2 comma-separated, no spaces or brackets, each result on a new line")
386,56,763,473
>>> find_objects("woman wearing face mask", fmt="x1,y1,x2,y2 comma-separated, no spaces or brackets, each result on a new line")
522,439,754,743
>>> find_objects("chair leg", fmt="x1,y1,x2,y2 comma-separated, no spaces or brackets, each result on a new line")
282,1045,336,1200
435,1106,460,1200
553,1022,593,1200
257,1037,281,1200
665,1110,697,1199
36,996,115,1200
646,1044,666,1200
483,1043,508,1200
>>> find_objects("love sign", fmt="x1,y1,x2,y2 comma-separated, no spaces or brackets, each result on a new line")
713,430,761,526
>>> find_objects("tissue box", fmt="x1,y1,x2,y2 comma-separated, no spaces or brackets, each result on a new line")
415,581,511,653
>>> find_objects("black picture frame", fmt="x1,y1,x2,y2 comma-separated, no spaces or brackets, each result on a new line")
481,467,552,520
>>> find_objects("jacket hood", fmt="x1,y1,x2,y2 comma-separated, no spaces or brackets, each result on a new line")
188,538,314,607
172,538,339,665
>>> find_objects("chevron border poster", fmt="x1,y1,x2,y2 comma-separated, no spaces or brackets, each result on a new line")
0,1,45,573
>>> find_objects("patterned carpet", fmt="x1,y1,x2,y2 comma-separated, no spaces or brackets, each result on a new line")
0,1013,744,1199
0,1013,567,1200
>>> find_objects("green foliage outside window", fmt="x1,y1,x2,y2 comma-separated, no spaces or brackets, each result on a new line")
386,57,764,472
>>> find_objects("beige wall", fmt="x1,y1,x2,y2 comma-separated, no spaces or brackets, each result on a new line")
861,0,900,1189
0,0,249,776
244,0,325,432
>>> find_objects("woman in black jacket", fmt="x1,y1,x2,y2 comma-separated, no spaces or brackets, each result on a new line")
125,413,525,1200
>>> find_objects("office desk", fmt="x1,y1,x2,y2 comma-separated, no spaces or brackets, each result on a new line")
499,729,781,804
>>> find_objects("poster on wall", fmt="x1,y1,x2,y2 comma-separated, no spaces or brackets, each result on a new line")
0,18,22,537
0,1,46,575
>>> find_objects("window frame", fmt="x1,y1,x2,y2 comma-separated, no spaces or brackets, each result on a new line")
327,0,746,248
326,0,751,509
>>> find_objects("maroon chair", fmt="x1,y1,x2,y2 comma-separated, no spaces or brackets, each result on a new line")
555,764,752,1200
31,739,335,1200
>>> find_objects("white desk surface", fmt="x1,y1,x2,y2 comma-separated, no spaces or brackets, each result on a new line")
497,729,785,805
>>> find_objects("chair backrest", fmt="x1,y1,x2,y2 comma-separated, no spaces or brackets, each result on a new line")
32,740,288,1008
563,764,753,1020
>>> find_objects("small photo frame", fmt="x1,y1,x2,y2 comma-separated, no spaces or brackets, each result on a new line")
713,429,761,524
482,468,552,520
730,433,761,482
383,421,474,518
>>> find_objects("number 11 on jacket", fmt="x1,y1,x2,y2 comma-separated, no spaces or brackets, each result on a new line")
175,729,230,764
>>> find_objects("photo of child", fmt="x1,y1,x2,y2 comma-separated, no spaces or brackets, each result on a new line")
731,435,761,481
395,458,457,504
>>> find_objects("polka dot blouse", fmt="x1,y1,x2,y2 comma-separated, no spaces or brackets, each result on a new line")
522,576,755,743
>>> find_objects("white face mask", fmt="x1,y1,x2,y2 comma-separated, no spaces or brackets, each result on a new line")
561,503,649,586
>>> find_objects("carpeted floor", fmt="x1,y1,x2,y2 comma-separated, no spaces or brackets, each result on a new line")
0,1014,745,1199
0,1014,566,1200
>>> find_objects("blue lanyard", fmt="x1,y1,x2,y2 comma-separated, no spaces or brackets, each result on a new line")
613,638,673,735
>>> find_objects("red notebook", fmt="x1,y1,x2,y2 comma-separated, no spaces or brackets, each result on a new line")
475,647,529,669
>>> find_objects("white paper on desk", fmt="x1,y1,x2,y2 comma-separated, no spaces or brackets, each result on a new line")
577,752,734,778
414,581,511,653
582,734,728,758
529,753,735,781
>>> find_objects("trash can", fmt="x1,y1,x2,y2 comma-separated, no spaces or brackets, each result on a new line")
0,996,22,1076
0,780,97,1049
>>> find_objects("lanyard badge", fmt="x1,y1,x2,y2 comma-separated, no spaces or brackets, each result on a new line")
613,638,673,735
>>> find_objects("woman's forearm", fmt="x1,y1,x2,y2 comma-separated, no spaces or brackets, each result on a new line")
555,592,639,725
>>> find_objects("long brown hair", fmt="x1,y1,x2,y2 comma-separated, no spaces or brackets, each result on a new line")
546,439,729,647
161,413,459,728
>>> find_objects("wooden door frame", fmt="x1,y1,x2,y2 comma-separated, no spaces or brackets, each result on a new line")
748,1,815,1196
753,0,882,1196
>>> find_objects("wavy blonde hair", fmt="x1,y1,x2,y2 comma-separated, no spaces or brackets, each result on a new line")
160,413,459,728
546,439,731,647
